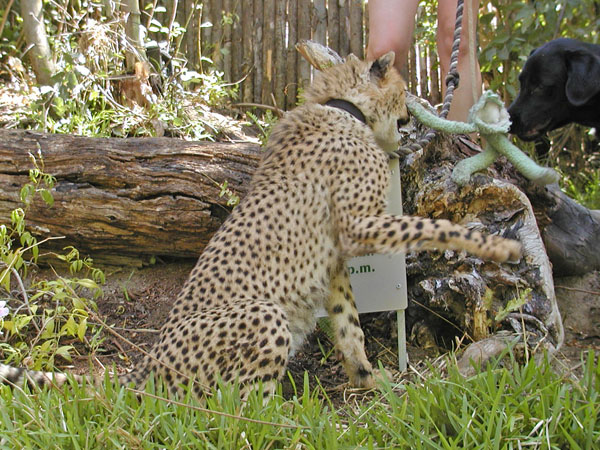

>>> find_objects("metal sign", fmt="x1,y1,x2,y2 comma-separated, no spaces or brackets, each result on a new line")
320,158,408,371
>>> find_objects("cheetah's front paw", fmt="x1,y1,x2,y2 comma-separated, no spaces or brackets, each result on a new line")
349,366,392,390
488,237,522,263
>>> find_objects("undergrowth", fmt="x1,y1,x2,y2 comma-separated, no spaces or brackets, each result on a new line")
0,153,105,370
1,8,239,140
563,168,600,210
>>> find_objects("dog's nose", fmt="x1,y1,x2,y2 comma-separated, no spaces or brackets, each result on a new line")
507,105,518,133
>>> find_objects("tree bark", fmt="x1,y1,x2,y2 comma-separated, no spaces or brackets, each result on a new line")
525,183,600,277
400,134,563,355
20,0,55,85
0,129,261,265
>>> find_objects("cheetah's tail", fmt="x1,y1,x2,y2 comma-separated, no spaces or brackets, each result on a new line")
0,362,82,388
117,364,150,388
1,359,151,391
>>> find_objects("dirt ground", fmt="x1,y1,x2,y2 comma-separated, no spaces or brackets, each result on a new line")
55,262,600,401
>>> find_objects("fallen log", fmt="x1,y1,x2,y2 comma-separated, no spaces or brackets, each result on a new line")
525,183,600,277
0,129,261,265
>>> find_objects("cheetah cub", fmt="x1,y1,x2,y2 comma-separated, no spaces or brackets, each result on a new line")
0,52,521,398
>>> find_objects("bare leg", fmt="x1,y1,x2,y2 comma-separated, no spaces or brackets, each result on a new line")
437,0,482,122
366,0,420,74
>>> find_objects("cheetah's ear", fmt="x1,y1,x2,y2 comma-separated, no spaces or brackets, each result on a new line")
369,51,396,82
346,53,360,63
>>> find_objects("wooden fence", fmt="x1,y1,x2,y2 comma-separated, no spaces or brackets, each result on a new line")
155,0,443,110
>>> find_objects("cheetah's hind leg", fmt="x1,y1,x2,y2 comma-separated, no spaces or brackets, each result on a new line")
139,300,292,400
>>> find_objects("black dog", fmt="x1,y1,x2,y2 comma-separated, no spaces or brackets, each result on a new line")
508,38,600,141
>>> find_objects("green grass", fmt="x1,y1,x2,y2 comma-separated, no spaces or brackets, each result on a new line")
0,352,598,449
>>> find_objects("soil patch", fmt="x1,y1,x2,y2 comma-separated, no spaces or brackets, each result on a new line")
45,263,599,402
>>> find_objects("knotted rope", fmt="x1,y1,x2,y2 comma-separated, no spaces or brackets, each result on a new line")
407,91,560,186
394,1,558,186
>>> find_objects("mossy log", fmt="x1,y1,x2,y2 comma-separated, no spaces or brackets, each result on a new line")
399,134,563,357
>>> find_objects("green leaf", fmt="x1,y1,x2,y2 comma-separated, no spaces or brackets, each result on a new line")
0,267,10,292
77,318,88,341
41,317,55,339
31,243,39,261
19,184,33,204
40,189,54,207
76,278,99,291
72,296,87,311
63,315,77,336
55,345,73,362
495,289,531,322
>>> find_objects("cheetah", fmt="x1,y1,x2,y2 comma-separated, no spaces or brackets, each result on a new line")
0,52,521,398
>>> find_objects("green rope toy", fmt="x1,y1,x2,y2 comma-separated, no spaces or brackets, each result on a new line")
406,91,560,186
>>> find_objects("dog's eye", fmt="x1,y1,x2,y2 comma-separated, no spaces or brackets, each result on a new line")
532,84,552,95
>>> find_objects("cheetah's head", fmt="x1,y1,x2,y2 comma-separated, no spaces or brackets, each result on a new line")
305,52,409,152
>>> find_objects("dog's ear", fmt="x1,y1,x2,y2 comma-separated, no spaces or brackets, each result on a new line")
565,49,600,106
370,51,396,82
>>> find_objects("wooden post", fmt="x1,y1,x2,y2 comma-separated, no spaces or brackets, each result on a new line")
285,0,299,109
297,0,312,90
327,0,340,55
273,0,286,109
222,0,233,81
262,0,274,105
241,0,254,103
419,44,429,100
253,0,264,104
313,0,326,46
429,49,441,105
339,0,351,57
349,0,364,58
211,0,223,70
231,0,243,87
200,0,213,70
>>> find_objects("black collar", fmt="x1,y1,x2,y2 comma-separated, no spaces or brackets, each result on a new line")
324,99,367,125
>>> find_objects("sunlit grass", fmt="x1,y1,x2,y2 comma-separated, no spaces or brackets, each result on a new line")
0,351,598,449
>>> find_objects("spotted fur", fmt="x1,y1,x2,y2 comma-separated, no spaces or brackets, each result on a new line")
0,52,521,397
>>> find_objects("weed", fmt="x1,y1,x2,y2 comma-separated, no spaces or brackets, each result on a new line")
0,154,105,370
246,110,278,146
563,168,600,210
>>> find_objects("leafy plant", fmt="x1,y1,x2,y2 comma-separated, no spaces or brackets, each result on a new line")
563,168,600,209
494,288,531,322
1,3,239,140
246,110,278,146
480,0,599,101
0,153,105,370
218,181,240,207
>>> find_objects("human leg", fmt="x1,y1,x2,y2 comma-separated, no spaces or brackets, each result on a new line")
437,0,482,122
366,0,420,73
